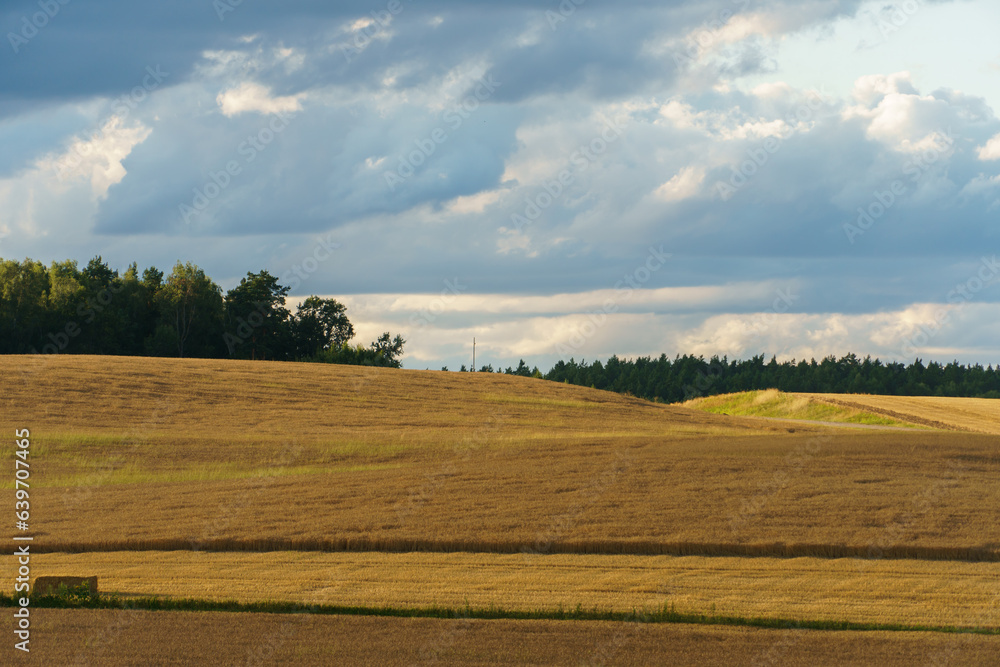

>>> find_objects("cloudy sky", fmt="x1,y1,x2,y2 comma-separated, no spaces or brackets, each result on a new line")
2,0,999,371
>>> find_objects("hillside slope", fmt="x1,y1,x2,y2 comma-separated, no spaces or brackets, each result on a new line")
3,356,999,557
3,355,786,443
682,389,922,428
803,393,1000,435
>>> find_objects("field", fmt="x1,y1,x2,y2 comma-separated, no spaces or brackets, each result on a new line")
13,551,1000,627
683,388,918,427
13,610,1000,666
801,393,1000,435
686,389,1000,434
2,355,999,663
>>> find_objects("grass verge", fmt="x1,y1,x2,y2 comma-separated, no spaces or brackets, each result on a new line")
684,389,919,426
2,592,996,635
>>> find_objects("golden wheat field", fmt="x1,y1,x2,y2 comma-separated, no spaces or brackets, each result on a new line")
802,393,1000,435
8,550,1000,628
3,355,1000,663
4,356,1000,556
684,388,1000,433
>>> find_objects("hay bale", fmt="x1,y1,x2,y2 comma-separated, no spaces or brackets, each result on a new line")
32,576,98,596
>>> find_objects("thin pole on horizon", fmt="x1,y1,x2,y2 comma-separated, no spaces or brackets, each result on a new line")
473,337,476,372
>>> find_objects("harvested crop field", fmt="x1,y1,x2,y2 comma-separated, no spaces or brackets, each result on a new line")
802,393,1000,435
3,355,999,663
684,389,1000,434
9,551,1000,628
4,357,1000,558
15,425,1000,558
3,609,1000,666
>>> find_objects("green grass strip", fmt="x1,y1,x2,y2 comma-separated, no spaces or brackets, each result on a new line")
2,593,996,636
686,390,915,427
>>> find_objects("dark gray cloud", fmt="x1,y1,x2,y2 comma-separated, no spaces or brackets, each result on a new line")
2,0,998,370
0,0,867,107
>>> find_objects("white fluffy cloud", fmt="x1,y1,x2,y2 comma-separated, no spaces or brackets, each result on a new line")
978,133,1000,161
0,115,151,245
216,82,304,117
34,116,152,199
327,292,1000,369
654,166,706,202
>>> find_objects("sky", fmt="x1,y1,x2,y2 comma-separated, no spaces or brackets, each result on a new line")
1,0,999,371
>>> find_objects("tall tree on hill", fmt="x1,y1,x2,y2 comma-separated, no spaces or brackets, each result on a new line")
46,260,85,338
117,263,154,355
76,256,126,354
224,270,293,360
370,332,405,368
292,296,355,358
0,259,49,354
155,262,224,358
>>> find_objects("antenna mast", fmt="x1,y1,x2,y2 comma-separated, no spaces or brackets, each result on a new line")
473,337,476,372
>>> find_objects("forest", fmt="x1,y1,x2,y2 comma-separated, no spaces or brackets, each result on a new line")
3,256,999,399
0,256,405,367
538,354,1000,401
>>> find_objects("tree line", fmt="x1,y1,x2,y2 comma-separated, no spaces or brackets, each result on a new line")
5,255,1000,400
0,256,404,367
538,353,1000,401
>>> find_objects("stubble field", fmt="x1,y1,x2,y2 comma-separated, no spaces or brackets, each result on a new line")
14,610,1000,667
2,355,999,664
12,550,1000,628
